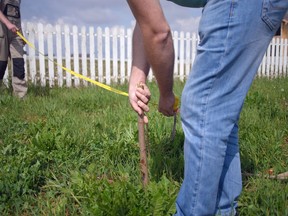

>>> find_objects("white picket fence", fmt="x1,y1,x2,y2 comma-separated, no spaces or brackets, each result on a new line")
4,22,288,87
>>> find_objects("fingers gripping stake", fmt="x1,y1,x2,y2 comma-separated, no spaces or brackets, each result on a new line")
137,83,149,187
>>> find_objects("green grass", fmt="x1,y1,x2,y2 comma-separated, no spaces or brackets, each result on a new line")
238,78,288,215
0,78,287,215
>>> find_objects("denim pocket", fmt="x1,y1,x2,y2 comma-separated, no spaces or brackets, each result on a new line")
261,0,288,31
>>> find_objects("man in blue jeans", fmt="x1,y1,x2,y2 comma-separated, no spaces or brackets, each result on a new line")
127,0,288,215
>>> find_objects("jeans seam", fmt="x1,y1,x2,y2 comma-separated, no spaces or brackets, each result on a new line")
262,0,275,31
191,140,203,215
214,1,237,214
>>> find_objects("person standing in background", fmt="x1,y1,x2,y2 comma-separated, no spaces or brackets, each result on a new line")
0,0,27,98
127,0,288,215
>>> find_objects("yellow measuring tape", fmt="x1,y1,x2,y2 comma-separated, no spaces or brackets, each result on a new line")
17,31,129,97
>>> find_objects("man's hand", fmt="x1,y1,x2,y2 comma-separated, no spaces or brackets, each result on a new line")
158,93,177,117
7,22,18,33
129,82,151,124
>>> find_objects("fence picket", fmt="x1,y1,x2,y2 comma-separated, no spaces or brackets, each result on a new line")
185,32,191,78
47,24,54,87
173,31,179,78
271,38,276,78
284,39,288,77
97,27,103,83
191,33,197,70
179,31,185,81
112,28,118,83
279,38,283,77
56,25,63,87
38,23,46,87
64,25,72,87
275,38,280,77
119,28,125,84
266,42,272,78
81,26,88,86
260,49,266,77
89,27,96,83
105,27,111,85
127,28,132,82
73,25,80,87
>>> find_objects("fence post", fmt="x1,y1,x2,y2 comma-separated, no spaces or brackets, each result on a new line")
179,31,185,81
173,31,179,78
38,23,46,87
73,25,80,87
284,39,288,77
191,33,197,71
112,27,118,83
266,41,272,78
64,25,72,87
185,32,191,77
105,27,111,85
97,27,103,83
81,26,88,87
119,28,125,84
89,26,96,83
47,24,55,87
271,38,276,78
27,22,36,84
275,37,280,77
127,28,133,82
260,49,267,77
56,25,63,87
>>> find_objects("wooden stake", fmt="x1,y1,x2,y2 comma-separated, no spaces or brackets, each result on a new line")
138,114,149,187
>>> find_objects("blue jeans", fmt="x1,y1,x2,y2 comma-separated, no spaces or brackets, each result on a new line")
176,0,288,215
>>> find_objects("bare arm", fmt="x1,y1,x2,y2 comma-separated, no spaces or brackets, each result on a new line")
129,23,151,123
0,11,18,32
127,0,176,117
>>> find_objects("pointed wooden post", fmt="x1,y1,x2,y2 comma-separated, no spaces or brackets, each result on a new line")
136,82,150,187
138,114,149,187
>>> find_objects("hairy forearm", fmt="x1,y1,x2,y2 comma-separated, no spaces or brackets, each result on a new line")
142,26,174,97
130,23,150,85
